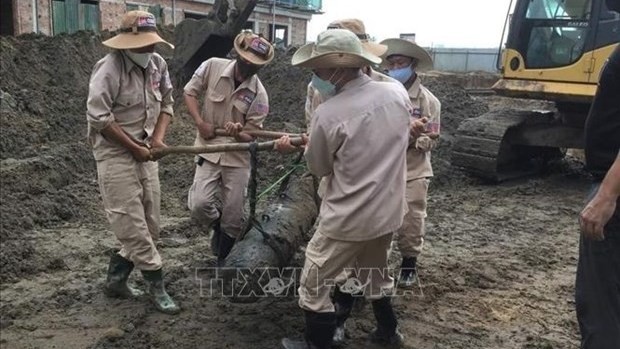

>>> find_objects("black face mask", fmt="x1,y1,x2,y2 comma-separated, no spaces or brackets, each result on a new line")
607,0,620,13
236,60,260,80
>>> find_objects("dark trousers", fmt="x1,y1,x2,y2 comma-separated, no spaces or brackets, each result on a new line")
575,184,620,349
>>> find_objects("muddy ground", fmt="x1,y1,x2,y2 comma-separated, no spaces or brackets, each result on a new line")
0,31,588,349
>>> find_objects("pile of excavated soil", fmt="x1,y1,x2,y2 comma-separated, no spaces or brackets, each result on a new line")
1,32,111,282
0,29,175,283
0,31,483,283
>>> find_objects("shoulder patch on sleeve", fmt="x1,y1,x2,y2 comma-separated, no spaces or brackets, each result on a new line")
253,103,269,115
163,71,172,89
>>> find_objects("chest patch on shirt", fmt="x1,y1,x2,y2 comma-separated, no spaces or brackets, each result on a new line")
236,91,256,105
411,107,423,117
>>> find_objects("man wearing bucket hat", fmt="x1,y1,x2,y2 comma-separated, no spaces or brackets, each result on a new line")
86,11,179,314
274,19,400,347
183,30,274,266
380,38,441,289
281,29,411,349
275,18,397,153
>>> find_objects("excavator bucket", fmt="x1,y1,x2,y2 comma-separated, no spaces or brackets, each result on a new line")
170,0,257,90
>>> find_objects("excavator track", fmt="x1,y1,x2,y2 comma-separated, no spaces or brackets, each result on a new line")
451,109,543,182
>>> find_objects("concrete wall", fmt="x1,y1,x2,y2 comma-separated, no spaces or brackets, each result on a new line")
428,48,500,73
14,0,52,35
100,0,127,32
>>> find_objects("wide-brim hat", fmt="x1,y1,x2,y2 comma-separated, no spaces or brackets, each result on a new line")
292,29,382,69
102,11,173,50
327,18,387,57
233,30,275,66
379,38,433,72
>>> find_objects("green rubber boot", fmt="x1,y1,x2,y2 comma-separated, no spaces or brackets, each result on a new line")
103,253,144,298
141,269,181,315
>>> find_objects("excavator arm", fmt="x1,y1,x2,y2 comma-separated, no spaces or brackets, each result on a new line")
170,0,258,91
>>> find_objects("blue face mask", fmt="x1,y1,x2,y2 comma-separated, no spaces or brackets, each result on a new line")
388,65,414,84
312,73,336,98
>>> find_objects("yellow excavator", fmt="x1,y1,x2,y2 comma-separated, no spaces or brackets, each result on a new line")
452,0,620,181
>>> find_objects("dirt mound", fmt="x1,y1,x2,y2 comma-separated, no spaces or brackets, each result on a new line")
0,32,111,282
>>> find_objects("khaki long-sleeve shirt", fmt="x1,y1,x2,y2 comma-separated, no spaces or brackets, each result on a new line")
184,58,269,168
406,78,441,180
86,51,174,161
305,74,411,242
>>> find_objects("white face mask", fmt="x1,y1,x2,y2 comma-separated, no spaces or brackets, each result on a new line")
125,50,153,69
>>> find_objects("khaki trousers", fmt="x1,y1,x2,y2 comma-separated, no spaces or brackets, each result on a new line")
187,158,250,238
96,153,162,270
298,231,394,313
396,178,429,258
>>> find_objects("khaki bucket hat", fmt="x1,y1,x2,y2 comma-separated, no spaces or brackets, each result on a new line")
327,18,387,56
233,30,275,66
102,11,173,50
379,38,434,72
292,29,382,69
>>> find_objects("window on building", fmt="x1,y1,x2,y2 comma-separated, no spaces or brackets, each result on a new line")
269,24,288,48
184,12,208,20
243,21,255,31
52,0,100,35
279,0,322,12
0,0,14,35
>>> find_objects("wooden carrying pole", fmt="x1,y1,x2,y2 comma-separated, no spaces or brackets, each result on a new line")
151,137,305,159
214,129,302,139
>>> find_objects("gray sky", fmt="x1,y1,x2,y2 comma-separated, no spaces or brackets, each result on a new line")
307,0,514,48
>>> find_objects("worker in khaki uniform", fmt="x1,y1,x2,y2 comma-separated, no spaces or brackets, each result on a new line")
184,30,274,266
281,29,412,349
86,11,179,314
381,38,441,288
275,19,402,347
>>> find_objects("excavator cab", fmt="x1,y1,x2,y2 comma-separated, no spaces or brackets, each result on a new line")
452,0,620,181
497,0,620,101
170,0,257,91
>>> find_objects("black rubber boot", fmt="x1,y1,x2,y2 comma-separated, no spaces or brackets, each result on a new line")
103,253,144,298
281,310,336,349
397,256,417,289
370,297,404,347
211,216,222,256
141,269,181,315
332,287,355,347
217,232,236,267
